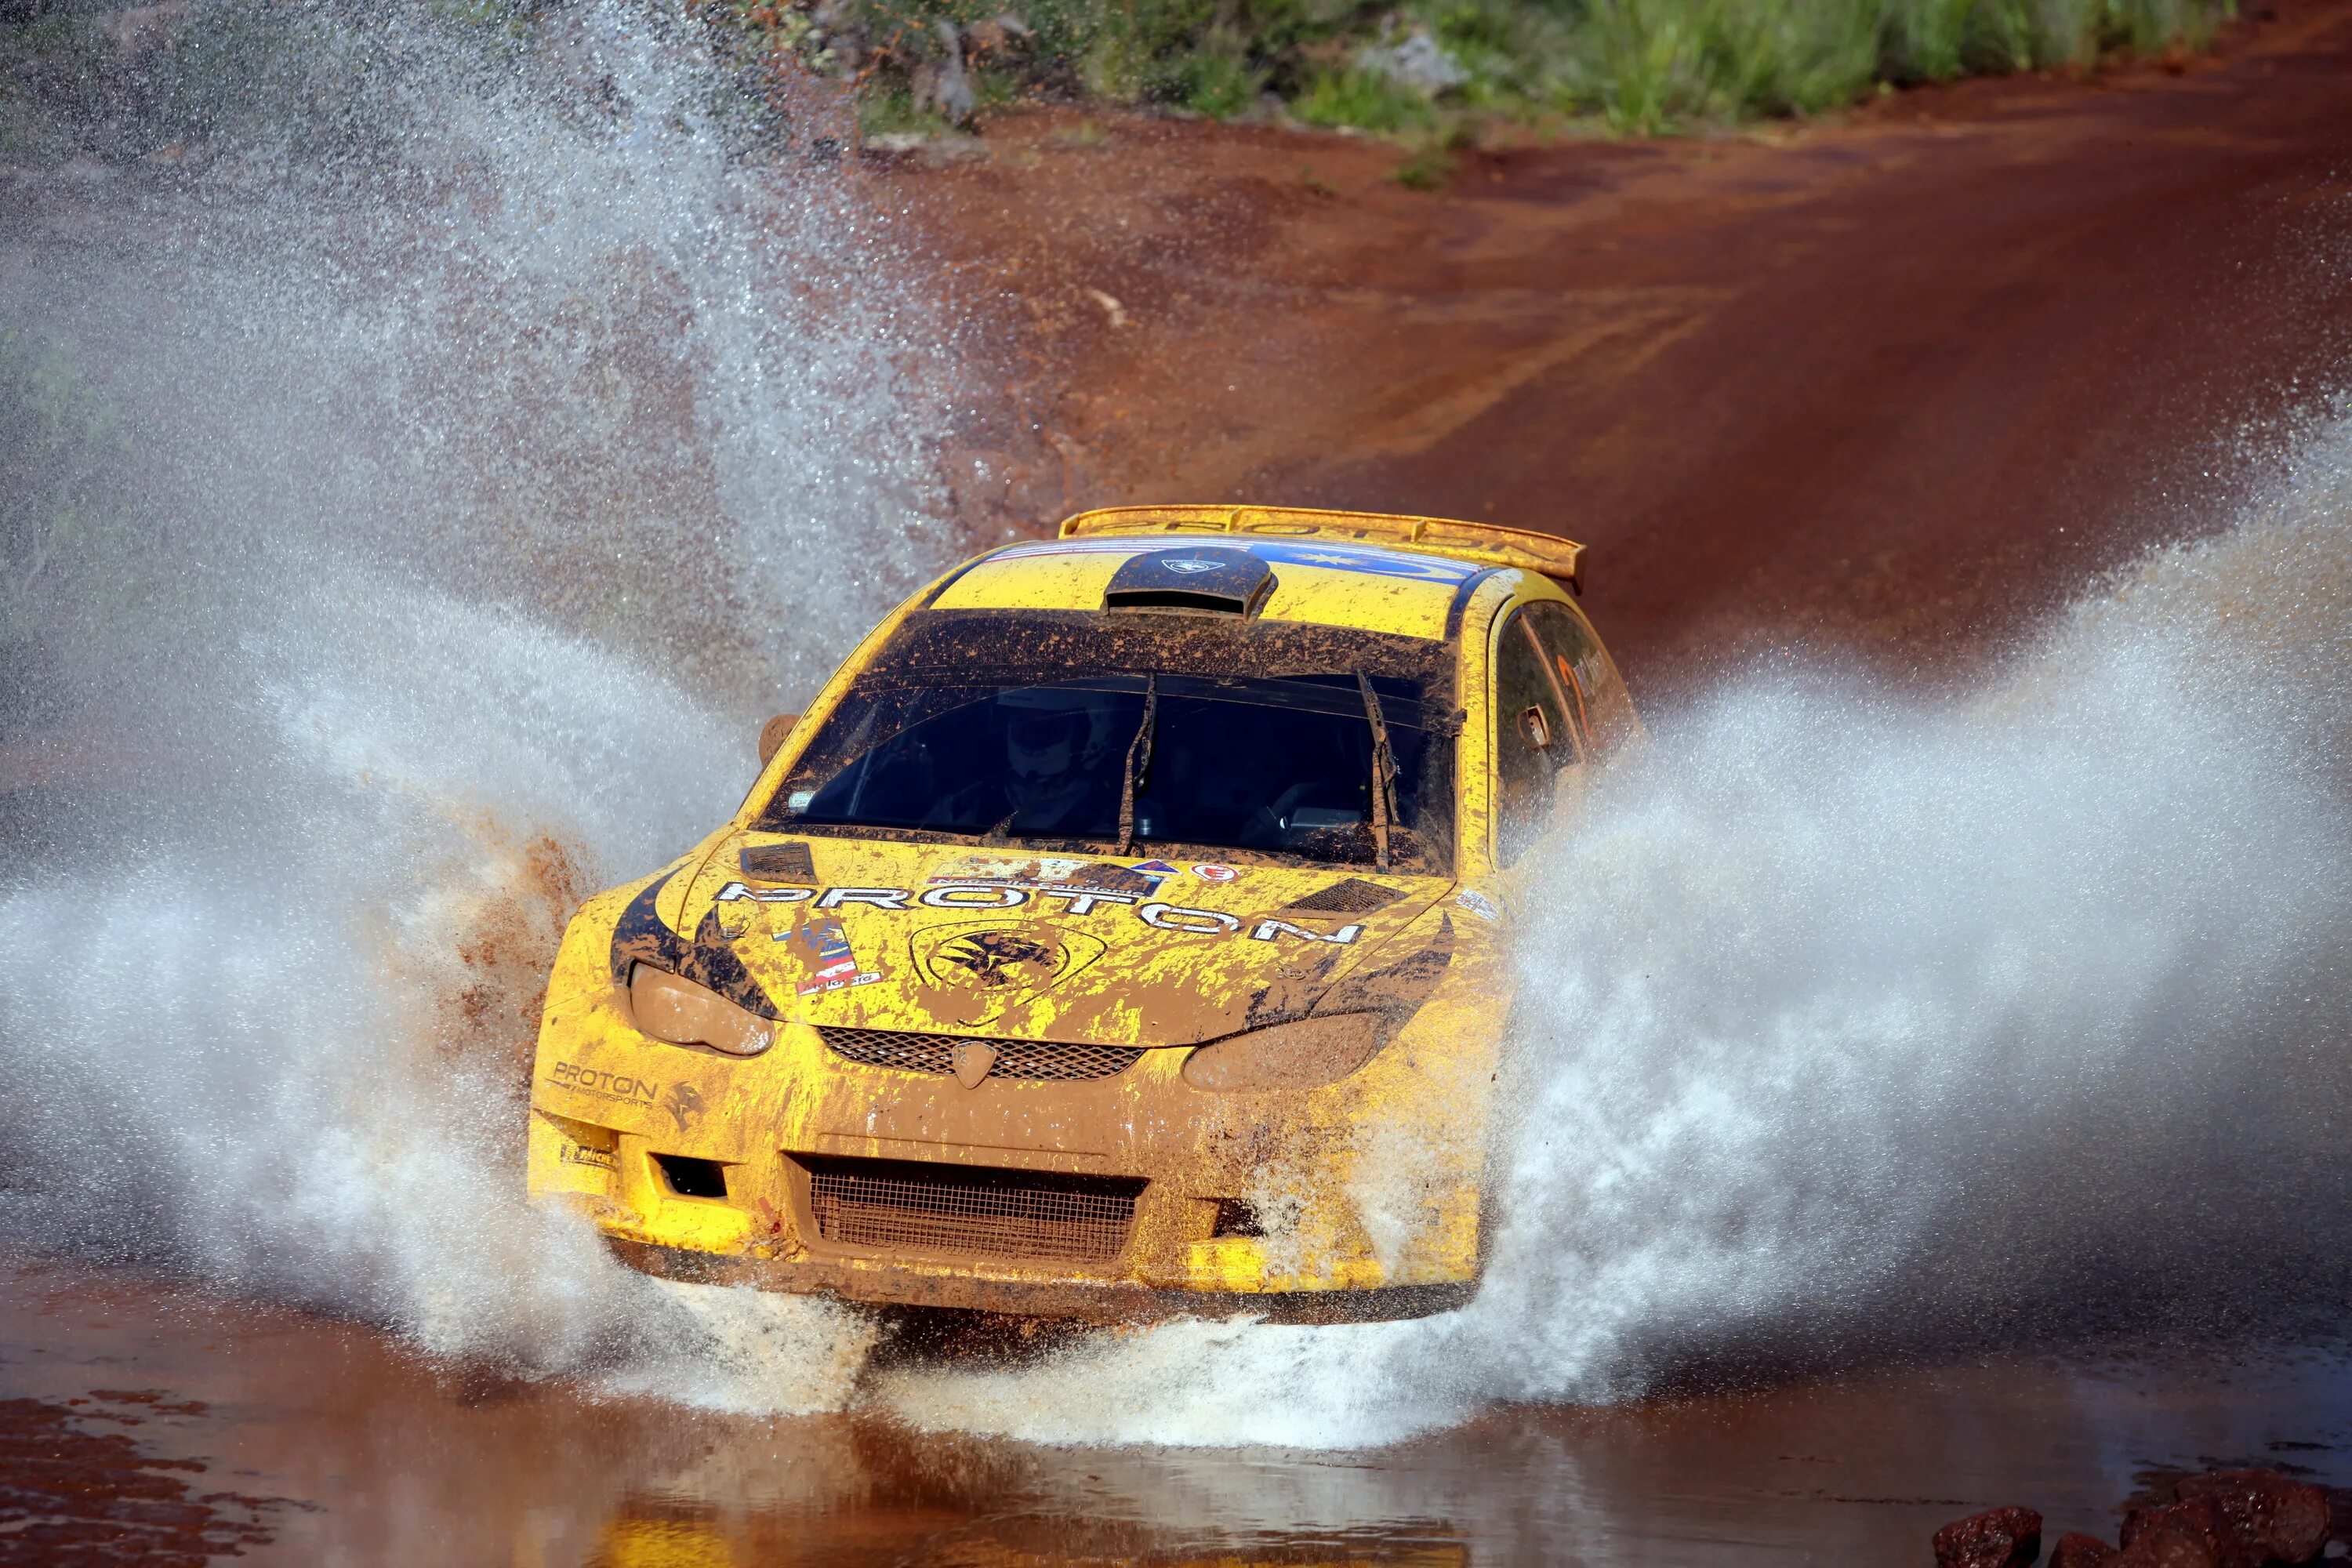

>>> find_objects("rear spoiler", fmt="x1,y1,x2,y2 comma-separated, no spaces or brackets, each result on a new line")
1058,504,1586,596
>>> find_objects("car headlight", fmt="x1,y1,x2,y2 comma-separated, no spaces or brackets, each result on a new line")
1181,1013,1382,1092
626,964,775,1057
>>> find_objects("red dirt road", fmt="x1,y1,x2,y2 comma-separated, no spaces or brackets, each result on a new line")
899,1,2352,692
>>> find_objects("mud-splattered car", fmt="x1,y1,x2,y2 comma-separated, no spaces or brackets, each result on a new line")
527,505,1638,1321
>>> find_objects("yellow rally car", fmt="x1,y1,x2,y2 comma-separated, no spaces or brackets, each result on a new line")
527,505,1638,1323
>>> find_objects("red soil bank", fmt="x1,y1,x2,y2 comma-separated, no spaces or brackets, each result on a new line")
880,0,2352,694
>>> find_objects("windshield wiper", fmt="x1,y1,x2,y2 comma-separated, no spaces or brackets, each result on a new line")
1356,670,1397,871
1117,673,1159,854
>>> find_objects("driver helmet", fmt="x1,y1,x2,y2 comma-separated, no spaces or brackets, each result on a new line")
999,688,1119,784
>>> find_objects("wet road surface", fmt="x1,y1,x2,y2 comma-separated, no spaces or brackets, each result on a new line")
5,1259,2348,1564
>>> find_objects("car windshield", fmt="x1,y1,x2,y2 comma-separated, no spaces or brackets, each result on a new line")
758,610,1457,873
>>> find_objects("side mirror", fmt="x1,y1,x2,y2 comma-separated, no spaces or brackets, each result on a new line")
757,712,801,766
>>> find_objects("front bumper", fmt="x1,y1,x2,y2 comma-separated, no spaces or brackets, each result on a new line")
526,1010,1493,1319
604,1239,1474,1323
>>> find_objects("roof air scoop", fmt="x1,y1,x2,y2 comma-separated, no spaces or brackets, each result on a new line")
1103,546,1275,617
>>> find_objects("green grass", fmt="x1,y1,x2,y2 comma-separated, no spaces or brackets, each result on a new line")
720,0,2233,136
858,85,964,138
0,0,2239,169
1294,66,1436,132
1387,140,1454,188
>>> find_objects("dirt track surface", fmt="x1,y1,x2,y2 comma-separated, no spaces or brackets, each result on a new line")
900,1,2352,692
2,1258,2347,1566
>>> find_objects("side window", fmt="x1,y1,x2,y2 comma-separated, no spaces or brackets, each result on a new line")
1523,600,1633,757
1493,611,1580,867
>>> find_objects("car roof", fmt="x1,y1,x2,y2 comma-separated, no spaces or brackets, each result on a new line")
931,533,1492,641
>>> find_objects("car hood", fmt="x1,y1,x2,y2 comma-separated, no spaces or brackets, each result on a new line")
612,835,1455,1046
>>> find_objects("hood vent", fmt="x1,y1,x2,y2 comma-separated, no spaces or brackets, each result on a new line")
1103,546,1274,617
740,841,816,881
1281,877,1406,915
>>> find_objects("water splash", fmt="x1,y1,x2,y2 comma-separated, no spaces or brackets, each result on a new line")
6,0,945,713
873,448,2352,1448
4,0,2350,1450
0,0,943,1403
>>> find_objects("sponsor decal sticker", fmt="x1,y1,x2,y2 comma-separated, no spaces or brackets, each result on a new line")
1163,557,1225,574
934,854,1090,883
1128,858,1181,877
924,855,1164,909
817,887,911,910
940,931,1055,987
911,922,1106,993
920,884,1032,909
918,881,1147,915
715,882,1370,947
782,913,884,996
1454,889,1501,922
549,1060,659,1102
1039,888,1141,916
557,1139,619,1172
710,880,814,939
714,880,815,905
662,1082,706,1134
1138,902,1242,935
1248,918,1365,945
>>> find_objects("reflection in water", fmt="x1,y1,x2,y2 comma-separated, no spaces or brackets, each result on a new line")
1,0,2350,1491
3,1258,2347,1566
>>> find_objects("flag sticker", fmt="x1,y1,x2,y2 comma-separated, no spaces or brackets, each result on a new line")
785,914,884,996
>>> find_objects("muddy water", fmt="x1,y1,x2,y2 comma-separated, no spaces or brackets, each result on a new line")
5,1257,2347,1566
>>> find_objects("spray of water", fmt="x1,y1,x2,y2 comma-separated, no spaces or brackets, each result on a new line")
871,452,2352,1448
0,0,934,1406
4,0,2349,1450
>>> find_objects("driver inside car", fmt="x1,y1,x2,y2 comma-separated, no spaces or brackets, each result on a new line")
942,688,1125,838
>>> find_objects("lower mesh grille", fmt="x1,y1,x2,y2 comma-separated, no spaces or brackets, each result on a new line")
800,1156,1144,1264
818,1026,1143,1083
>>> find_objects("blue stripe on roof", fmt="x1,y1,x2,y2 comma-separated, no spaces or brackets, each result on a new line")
991,536,1480,583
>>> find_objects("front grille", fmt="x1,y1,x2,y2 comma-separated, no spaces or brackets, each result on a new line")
800,1156,1144,1263
818,1026,1143,1083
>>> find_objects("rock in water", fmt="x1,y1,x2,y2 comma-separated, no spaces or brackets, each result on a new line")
2111,1520,2220,1568
2171,1469,2332,1564
1935,1507,2045,1568
2121,1499,2234,1568
2050,1534,2118,1567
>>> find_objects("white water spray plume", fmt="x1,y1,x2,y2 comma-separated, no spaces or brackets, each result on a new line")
3,0,2349,1450
874,492,2352,1447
